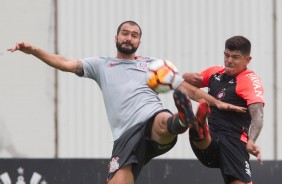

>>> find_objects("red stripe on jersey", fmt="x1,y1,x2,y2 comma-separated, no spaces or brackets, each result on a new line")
240,131,248,143
200,65,225,87
235,70,265,105
200,66,264,106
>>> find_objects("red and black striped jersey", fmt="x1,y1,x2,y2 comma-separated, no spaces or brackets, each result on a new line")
200,65,264,142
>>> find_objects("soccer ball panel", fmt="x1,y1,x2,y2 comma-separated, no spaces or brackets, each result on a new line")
146,59,178,93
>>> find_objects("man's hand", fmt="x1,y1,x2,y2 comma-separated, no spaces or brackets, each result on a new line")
247,139,263,166
182,73,203,88
216,101,247,113
7,42,34,54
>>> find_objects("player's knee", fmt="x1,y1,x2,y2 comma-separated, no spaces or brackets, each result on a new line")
153,112,171,135
154,121,168,136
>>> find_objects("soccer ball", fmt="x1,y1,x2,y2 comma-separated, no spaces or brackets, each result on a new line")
146,59,179,93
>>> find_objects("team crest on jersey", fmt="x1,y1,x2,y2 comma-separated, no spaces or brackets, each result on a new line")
216,89,226,100
136,61,150,71
108,157,120,173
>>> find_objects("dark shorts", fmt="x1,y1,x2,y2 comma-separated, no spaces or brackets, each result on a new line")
107,109,177,181
190,133,252,184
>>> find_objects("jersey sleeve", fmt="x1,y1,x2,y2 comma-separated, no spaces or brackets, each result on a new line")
236,70,265,105
79,57,103,80
200,65,225,87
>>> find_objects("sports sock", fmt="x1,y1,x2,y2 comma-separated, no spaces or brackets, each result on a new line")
167,114,189,134
172,74,184,89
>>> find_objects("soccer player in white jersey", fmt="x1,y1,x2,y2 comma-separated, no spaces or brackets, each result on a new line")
8,21,246,184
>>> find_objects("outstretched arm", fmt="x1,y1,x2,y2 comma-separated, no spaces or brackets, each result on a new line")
246,103,264,165
180,72,247,113
179,82,247,113
8,42,84,76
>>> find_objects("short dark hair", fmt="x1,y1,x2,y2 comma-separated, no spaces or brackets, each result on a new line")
116,20,142,38
225,36,251,55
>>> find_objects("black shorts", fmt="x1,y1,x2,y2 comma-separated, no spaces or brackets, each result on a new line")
190,133,252,184
107,109,177,181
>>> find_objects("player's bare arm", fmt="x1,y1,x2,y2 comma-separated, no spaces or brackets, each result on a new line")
8,41,80,74
182,72,203,88
182,72,247,113
248,103,264,142
180,81,247,113
246,102,264,165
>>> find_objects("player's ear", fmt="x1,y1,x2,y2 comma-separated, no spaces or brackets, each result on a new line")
115,35,117,43
245,56,252,65
247,55,252,62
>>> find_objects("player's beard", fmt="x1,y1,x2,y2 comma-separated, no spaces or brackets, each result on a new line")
116,41,138,55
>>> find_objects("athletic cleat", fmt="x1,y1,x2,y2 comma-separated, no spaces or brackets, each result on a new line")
173,89,195,128
195,100,211,140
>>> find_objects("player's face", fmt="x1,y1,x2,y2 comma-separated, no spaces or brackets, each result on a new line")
115,23,141,55
224,49,251,76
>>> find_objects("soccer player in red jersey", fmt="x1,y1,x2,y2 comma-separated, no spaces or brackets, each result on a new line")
183,36,264,184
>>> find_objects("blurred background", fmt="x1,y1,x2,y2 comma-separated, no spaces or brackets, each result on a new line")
0,0,281,161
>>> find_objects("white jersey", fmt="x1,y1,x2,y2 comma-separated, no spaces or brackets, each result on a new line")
80,56,164,140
